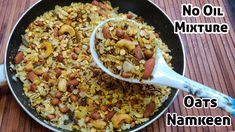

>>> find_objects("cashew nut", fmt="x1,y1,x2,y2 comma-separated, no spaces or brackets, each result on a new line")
111,114,132,128
59,24,76,36
41,41,52,58
91,119,107,129
116,39,136,51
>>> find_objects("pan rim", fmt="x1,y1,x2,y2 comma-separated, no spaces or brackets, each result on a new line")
4,0,186,131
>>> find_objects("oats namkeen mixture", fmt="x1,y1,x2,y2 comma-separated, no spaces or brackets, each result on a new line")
14,1,172,131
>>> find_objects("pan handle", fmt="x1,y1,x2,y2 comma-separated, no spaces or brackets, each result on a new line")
0,64,7,88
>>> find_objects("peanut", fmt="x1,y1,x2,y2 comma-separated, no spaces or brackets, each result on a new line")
30,44,36,49
134,45,143,61
105,111,115,121
116,28,124,38
42,72,50,81
57,54,64,62
67,79,79,87
100,105,107,111
98,2,108,10
123,33,131,40
98,9,108,17
154,33,159,38
74,47,81,54
70,94,78,102
71,53,78,60
91,0,99,6
59,105,69,113
127,12,133,19
15,52,24,64
28,72,38,82
65,19,72,25
29,83,37,92
143,58,155,79
84,116,91,123
55,68,62,78
36,21,44,26
144,49,154,59
51,98,60,106
121,72,132,78
143,101,155,118
55,91,63,98
47,114,56,120
102,27,111,39
91,112,100,120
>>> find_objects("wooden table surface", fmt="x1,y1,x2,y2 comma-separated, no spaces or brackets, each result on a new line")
0,0,234,131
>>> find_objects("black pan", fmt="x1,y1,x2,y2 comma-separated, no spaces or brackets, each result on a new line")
3,0,185,131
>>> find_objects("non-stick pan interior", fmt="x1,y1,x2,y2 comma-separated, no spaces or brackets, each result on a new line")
5,0,184,131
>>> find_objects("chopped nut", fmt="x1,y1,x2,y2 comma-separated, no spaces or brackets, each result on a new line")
25,63,33,71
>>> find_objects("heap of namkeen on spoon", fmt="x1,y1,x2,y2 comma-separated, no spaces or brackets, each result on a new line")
95,20,172,80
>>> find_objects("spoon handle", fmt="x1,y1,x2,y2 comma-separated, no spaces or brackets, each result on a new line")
151,49,235,115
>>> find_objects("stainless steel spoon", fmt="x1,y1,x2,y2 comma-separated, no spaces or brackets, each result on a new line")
90,18,235,116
